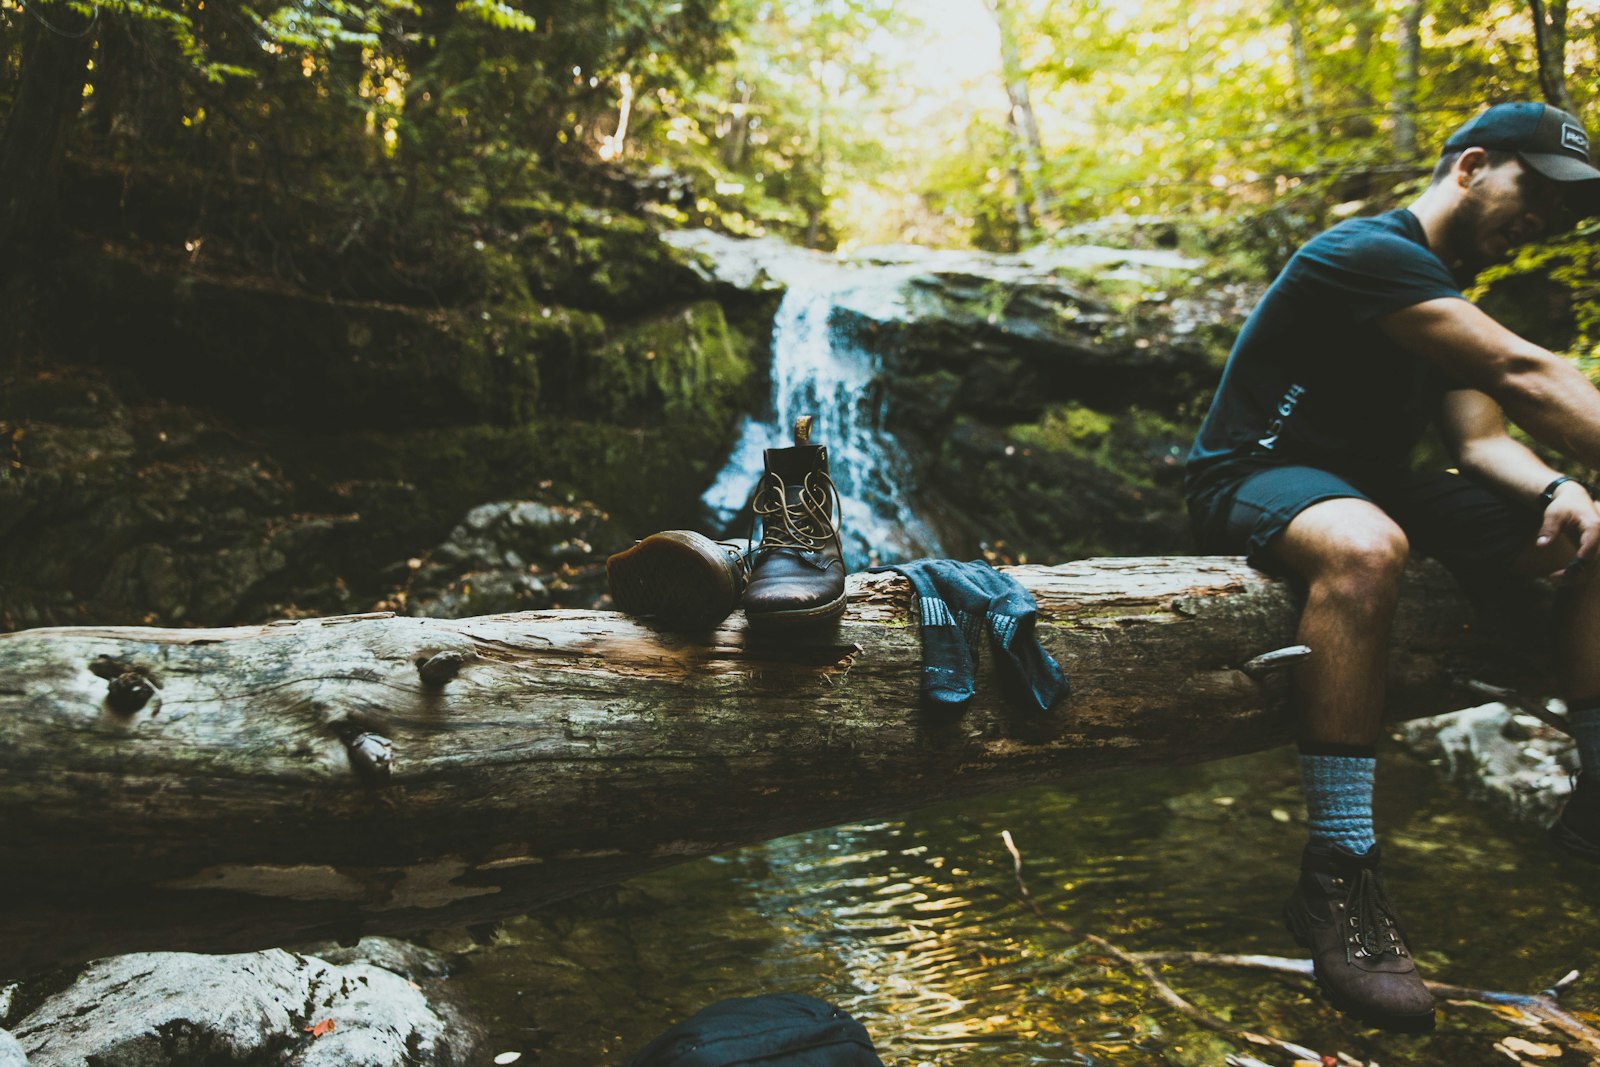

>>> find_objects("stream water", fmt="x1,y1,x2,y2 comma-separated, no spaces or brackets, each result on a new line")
438,747,1600,1065
440,244,1599,1066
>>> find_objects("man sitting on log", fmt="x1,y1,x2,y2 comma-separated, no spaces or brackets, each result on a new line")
1185,101,1600,1030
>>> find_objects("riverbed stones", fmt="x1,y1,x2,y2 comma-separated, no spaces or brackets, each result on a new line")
6,942,478,1067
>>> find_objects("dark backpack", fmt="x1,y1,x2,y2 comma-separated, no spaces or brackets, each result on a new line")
624,993,887,1067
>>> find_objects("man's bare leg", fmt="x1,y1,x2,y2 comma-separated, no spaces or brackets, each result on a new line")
1274,497,1411,749
1269,497,1434,1029
1517,536,1600,859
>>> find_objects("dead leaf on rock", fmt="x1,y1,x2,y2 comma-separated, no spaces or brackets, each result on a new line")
304,1018,336,1038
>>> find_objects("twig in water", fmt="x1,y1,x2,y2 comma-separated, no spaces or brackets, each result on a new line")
1000,830,1329,1065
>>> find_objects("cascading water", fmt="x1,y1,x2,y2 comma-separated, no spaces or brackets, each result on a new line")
701,267,941,570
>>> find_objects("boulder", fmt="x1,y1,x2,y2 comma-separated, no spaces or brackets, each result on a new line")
6,941,477,1067
1396,704,1579,827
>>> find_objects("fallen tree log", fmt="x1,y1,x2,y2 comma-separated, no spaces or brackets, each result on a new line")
0,556,1541,979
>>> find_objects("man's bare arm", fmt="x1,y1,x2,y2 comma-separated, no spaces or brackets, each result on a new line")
1382,297,1600,467
1439,387,1600,571
1438,388,1561,497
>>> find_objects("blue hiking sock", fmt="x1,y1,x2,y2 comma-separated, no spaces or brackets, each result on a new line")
1299,749,1377,855
1570,698,1600,779
869,561,985,712
964,561,1070,715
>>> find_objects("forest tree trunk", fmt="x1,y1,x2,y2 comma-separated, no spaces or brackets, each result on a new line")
0,557,1546,980
1276,0,1321,142
1391,0,1424,161
1529,0,1577,116
0,1,96,257
987,0,1051,232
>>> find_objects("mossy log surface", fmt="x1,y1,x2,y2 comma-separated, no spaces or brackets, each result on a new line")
0,556,1501,979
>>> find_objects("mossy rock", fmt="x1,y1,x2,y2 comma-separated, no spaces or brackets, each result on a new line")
904,409,1193,564
500,201,710,312
553,300,755,428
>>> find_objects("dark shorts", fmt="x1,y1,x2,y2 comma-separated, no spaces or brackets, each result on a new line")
1187,463,1541,578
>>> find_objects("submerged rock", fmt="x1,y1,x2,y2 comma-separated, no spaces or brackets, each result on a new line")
7,941,478,1067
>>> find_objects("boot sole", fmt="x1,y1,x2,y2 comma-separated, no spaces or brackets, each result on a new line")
744,591,848,630
606,532,741,631
1281,904,1437,1033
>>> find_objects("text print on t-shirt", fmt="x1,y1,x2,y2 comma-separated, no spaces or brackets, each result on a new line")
1257,382,1307,451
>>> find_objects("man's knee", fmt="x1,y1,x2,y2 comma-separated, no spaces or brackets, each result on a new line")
1281,500,1410,598
1325,527,1410,585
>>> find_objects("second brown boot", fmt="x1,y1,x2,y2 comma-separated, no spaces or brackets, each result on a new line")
607,531,749,631
743,419,846,629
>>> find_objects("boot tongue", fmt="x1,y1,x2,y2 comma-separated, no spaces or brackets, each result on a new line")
763,444,829,482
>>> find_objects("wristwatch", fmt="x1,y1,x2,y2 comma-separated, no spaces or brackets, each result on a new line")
1540,476,1591,508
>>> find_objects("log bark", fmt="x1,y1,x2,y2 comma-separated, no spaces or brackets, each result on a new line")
0,556,1529,979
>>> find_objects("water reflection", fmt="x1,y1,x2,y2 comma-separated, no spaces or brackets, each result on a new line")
438,747,1600,1066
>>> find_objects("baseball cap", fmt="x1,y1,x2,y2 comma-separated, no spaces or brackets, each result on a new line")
1444,102,1600,214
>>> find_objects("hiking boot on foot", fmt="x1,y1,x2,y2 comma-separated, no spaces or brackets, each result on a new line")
743,416,847,630
606,531,750,631
1552,774,1600,863
1281,841,1436,1032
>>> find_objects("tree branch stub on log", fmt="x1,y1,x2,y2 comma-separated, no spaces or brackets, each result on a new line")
0,557,1515,979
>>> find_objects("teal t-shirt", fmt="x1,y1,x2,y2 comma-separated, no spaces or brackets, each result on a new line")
1186,209,1466,492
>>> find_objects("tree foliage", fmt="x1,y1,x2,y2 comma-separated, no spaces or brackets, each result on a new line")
6,0,1600,266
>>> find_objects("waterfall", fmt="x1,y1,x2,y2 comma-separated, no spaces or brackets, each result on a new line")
702,270,941,571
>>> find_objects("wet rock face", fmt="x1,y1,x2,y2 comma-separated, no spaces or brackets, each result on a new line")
668,227,1261,564
2,237,761,630
4,940,478,1067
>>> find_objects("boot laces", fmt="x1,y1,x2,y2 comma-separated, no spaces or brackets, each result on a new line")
1337,867,1408,962
714,539,751,574
752,470,841,555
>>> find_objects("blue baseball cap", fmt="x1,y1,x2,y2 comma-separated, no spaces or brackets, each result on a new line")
1444,102,1600,212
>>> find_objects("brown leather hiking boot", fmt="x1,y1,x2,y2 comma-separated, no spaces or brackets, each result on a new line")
606,531,750,631
1281,841,1435,1032
743,417,846,630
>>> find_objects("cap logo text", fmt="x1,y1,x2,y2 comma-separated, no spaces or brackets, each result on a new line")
1562,123,1589,154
